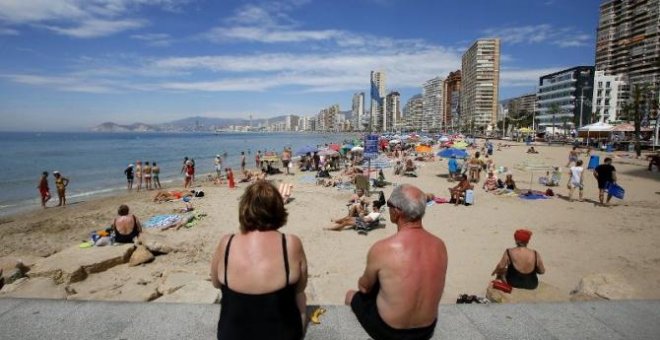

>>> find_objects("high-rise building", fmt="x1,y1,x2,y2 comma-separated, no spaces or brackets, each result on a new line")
592,71,628,123
423,76,445,131
596,0,660,91
443,70,461,131
385,91,401,132
506,93,537,119
370,71,387,132
352,92,365,131
403,94,424,131
460,38,501,130
536,66,595,130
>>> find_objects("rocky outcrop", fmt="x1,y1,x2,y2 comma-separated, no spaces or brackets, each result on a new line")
29,244,135,284
141,233,181,254
0,257,30,285
155,280,219,304
570,273,635,301
157,271,203,295
0,277,67,299
486,281,567,303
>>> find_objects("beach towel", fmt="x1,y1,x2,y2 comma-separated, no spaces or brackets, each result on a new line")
144,214,182,229
606,183,625,199
519,193,548,200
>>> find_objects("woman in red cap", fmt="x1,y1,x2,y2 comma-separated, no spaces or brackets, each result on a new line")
491,229,546,289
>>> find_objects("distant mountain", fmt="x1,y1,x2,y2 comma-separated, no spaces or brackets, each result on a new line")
91,115,293,132
91,122,160,132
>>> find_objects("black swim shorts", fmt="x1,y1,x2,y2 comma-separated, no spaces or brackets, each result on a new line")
350,291,436,340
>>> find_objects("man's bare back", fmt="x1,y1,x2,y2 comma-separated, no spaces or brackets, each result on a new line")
372,228,447,328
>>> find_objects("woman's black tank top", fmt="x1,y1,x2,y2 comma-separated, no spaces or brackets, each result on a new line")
217,234,302,340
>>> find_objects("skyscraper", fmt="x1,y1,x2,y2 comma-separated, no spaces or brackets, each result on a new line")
403,94,424,131
443,70,461,131
536,66,594,130
423,76,445,132
460,38,501,131
352,91,365,131
385,91,401,132
370,71,387,132
596,0,660,90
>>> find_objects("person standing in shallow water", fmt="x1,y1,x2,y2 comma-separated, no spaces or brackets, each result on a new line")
152,162,161,189
124,164,134,191
53,171,69,206
345,184,447,340
38,171,51,208
135,160,143,192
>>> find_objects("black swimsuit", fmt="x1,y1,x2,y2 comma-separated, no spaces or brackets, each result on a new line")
112,215,139,244
217,234,302,340
505,249,539,289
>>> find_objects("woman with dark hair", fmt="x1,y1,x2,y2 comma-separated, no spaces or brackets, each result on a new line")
111,204,142,244
491,229,546,289
211,180,308,340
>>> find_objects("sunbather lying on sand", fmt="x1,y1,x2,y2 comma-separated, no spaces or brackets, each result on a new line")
153,190,192,203
326,204,380,231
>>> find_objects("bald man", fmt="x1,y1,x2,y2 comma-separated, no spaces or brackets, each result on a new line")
345,184,448,340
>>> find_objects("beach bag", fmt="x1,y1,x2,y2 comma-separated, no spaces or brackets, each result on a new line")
607,183,625,199
464,190,475,205
491,280,512,293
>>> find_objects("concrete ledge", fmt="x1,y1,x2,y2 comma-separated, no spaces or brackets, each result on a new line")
1,298,659,339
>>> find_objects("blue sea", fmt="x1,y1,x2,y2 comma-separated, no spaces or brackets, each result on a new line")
0,131,358,216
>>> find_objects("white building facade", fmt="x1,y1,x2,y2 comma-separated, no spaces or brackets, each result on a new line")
370,71,387,132
423,76,445,131
592,71,628,123
352,91,365,131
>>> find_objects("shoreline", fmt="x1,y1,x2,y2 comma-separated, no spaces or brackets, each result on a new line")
1,140,659,305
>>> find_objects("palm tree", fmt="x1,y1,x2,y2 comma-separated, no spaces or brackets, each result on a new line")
548,103,560,136
620,83,652,157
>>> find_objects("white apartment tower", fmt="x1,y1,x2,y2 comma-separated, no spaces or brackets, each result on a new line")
385,91,400,132
352,92,365,131
460,38,501,130
423,76,445,131
370,71,387,132
592,71,627,123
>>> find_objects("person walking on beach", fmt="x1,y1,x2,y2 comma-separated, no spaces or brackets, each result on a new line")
184,160,193,188
256,150,262,169
135,160,143,192
124,164,134,191
240,152,246,172
282,147,292,175
226,168,235,189
566,147,579,168
568,159,584,202
38,171,51,208
214,155,223,180
144,161,152,190
53,171,69,206
594,157,617,206
345,184,447,340
180,157,189,175
152,162,161,189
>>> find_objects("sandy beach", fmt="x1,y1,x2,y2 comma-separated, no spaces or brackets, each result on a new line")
1,140,659,304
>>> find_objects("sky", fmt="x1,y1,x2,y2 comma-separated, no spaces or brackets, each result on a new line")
0,0,601,131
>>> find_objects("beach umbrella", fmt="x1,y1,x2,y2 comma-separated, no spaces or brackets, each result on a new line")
318,148,338,156
328,143,341,151
351,146,364,152
514,158,554,193
453,141,468,149
437,148,469,159
415,145,432,153
295,145,318,156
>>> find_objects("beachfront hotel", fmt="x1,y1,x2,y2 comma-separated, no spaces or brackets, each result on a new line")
596,0,660,92
423,76,445,132
592,70,628,123
385,91,401,132
443,70,462,131
370,71,387,132
352,92,365,131
460,38,501,131
536,66,595,131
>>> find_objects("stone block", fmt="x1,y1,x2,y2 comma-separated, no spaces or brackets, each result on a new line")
0,277,67,299
155,280,220,304
129,246,154,267
141,233,180,254
157,272,203,295
0,257,29,284
570,273,634,301
29,244,135,284
486,281,567,303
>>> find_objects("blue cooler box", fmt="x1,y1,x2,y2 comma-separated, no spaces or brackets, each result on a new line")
464,190,475,205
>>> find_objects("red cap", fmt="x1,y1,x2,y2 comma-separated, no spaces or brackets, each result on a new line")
514,229,532,244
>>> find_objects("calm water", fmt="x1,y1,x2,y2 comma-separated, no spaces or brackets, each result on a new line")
0,131,357,215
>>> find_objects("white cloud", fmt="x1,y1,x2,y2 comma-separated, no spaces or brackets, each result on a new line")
0,27,19,35
130,32,172,46
45,18,145,38
2,74,115,93
483,24,592,48
0,0,190,37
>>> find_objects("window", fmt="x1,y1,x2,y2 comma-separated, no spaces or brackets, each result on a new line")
606,81,611,88
598,81,603,88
